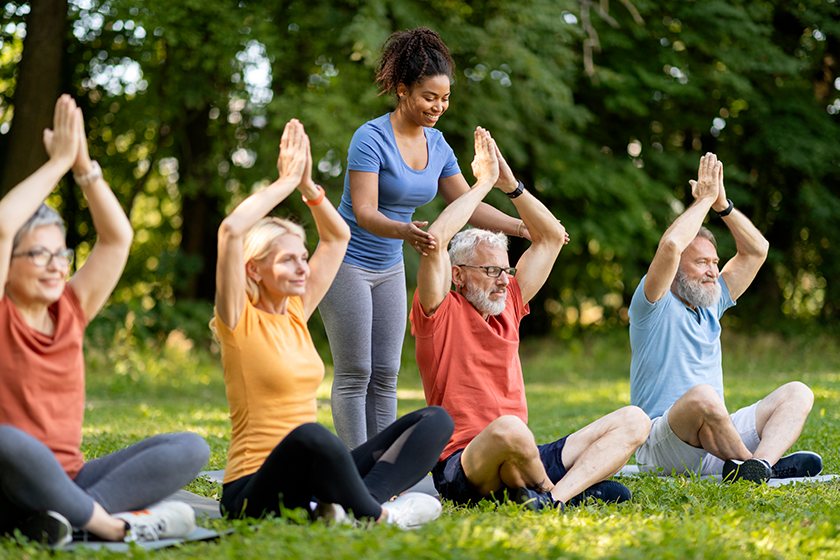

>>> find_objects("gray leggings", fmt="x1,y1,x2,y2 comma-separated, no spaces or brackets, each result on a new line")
0,425,209,529
319,261,406,449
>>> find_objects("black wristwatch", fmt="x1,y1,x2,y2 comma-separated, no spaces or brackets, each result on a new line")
507,180,525,199
716,198,734,218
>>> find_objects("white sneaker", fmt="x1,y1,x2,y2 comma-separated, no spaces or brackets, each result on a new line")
313,502,354,526
113,500,196,542
380,492,441,530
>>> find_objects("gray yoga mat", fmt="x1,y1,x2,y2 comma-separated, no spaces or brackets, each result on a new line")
53,490,226,552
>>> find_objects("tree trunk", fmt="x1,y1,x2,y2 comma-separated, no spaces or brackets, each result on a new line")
0,0,68,196
175,105,222,301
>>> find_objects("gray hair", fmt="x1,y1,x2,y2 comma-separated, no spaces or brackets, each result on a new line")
448,228,509,265
13,204,66,249
696,226,717,250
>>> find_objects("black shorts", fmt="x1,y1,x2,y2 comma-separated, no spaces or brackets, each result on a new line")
431,435,570,505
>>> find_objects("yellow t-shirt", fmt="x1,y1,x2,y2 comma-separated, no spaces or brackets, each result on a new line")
216,296,325,484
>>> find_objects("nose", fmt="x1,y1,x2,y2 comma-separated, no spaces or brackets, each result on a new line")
496,271,510,285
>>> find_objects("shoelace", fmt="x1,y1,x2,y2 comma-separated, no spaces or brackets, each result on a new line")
126,519,169,542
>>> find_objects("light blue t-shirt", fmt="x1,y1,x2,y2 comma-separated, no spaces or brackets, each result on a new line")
629,275,736,419
337,113,461,271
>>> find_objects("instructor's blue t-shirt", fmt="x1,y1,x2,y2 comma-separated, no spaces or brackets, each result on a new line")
629,275,735,419
337,113,461,271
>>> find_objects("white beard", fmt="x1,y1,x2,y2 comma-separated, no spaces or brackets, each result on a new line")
463,281,507,317
676,267,722,308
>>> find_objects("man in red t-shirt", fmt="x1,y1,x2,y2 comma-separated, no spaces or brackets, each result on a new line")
409,132,651,510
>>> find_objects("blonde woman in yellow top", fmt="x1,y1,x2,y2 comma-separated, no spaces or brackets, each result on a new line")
214,119,453,527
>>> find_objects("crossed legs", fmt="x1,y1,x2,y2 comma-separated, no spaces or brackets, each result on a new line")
460,407,650,505
666,382,813,466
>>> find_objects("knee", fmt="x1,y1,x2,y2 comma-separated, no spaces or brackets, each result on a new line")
681,384,728,420
485,416,536,454
421,406,454,440
287,423,345,456
780,381,814,411
618,406,651,444
178,432,210,469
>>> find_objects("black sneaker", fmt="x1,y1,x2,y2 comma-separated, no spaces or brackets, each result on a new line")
512,487,564,512
771,451,823,478
568,480,632,507
17,510,72,547
722,458,772,484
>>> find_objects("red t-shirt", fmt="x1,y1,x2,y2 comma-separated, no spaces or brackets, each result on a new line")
0,287,88,478
410,279,530,461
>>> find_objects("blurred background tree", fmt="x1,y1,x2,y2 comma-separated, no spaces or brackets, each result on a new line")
0,0,837,348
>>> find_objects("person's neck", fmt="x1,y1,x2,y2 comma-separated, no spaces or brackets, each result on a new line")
6,292,55,335
390,109,424,140
254,292,290,315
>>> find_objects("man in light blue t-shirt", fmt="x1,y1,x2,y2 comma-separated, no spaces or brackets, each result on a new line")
629,153,821,484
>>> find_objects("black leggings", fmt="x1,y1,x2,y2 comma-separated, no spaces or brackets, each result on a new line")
220,406,452,520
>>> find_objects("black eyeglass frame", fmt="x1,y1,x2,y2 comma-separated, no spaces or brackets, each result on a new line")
456,264,517,278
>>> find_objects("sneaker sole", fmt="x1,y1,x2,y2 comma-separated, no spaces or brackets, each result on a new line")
729,460,771,483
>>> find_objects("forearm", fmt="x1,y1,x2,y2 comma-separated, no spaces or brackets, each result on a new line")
81,178,133,249
0,159,70,240
428,180,495,242
354,206,408,240
310,199,351,246
466,202,523,237
659,197,715,252
511,190,564,245
222,177,299,238
723,209,769,259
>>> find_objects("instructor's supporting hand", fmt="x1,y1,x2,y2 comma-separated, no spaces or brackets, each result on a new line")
403,220,435,256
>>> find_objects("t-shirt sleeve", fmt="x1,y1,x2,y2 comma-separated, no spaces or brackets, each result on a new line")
440,140,460,178
63,285,89,328
629,275,665,329
410,290,453,338
716,277,736,318
347,125,382,173
508,279,530,323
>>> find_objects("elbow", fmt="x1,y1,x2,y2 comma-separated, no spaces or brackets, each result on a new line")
218,217,245,241
657,237,682,260
756,237,770,261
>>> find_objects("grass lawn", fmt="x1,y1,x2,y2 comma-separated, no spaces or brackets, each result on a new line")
3,331,840,559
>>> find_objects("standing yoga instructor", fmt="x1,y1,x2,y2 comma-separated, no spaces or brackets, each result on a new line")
320,27,528,449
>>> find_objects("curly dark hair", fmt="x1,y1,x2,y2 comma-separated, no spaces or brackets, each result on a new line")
374,27,455,96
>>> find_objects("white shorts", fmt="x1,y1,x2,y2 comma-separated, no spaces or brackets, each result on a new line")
635,401,761,476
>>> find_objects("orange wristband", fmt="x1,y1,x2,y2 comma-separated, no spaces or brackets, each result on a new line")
302,186,325,206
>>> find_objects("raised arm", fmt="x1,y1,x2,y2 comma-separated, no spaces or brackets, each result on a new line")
417,127,499,315
215,120,308,330
644,153,719,304
438,174,529,240
298,136,351,320
0,95,79,298
715,164,769,301
66,108,134,320
500,148,568,305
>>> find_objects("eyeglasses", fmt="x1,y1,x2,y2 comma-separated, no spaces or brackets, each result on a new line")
11,248,75,268
457,264,517,278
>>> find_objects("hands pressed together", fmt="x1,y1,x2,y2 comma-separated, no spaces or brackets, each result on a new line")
276,118,321,202
43,95,96,180
690,152,729,214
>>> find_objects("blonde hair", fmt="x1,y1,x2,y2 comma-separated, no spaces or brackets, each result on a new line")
210,216,306,337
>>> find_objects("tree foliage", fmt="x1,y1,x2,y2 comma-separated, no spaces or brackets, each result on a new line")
0,0,837,343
